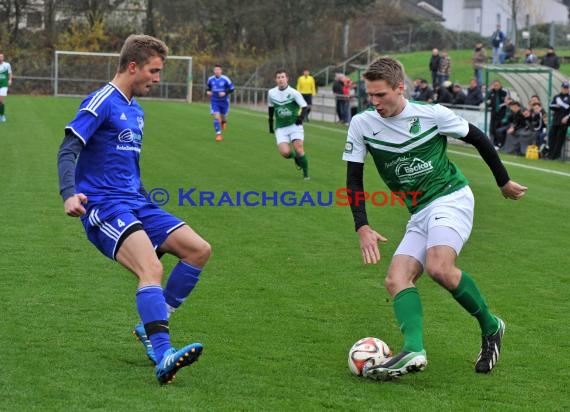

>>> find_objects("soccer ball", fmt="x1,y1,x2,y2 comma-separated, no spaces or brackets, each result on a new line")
348,337,392,376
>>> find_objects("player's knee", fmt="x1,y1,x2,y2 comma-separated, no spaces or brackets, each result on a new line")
185,239,211,266
279,149,291,158
138,259,164,283
384,272,402,296
196,239,212,263
425,261,454,286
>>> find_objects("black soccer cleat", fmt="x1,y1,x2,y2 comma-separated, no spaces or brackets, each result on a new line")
475,318,505,373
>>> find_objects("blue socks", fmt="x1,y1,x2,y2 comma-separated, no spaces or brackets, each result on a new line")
136,285,170,363
135,262,202,363
213,119,221,134
164,261,202,313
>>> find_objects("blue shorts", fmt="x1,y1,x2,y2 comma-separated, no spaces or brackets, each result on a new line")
210,100,230,116
81,199,185,260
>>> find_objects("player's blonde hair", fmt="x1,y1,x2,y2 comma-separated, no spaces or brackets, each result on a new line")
363,56,405,89
118,34,168,72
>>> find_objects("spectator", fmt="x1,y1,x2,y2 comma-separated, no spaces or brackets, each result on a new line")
436,49,451,88
428,48,441,90
411,78,422,100
547,81,570,159
530,102,547,150
465,78,484,106
415,79,434,103
436,80,453,104
524,48,538,64
494,96,514,149
472,42,487,87
332,72,346,124
451,84,466,105
503,103,535,155
499,40,516,63
540,46,561,70
490,24,506,64
486,80,508,145
342,75,353,124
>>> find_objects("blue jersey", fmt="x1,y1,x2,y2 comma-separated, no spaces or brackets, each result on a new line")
207,75,234,103
65,83,145,203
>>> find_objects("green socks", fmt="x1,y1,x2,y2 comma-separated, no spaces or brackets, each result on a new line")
0,103,4,116
451,271,499,336
393,287,424,352
298,154,309,177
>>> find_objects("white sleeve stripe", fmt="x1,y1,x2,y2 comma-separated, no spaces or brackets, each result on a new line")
85,84,114,113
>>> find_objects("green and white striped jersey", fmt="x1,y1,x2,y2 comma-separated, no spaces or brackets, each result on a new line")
342,100,470,214
267,85,307,129
0,61,12,88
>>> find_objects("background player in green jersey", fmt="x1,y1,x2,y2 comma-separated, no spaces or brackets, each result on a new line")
342,56,527,381
0,53,13,122
267,69,310,180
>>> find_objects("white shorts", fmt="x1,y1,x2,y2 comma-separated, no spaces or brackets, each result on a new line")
394,186,474,266
0,87,8,97
275,124,304,145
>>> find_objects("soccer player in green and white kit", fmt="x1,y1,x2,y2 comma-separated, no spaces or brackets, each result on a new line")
343,57,527,380
268,69,310,180
0,53,13,122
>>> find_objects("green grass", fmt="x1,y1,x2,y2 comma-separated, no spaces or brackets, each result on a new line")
392,48,570,85
1,95,569,411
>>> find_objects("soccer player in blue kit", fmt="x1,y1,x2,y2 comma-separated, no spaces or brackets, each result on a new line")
207,64,235,141
57,34,210,385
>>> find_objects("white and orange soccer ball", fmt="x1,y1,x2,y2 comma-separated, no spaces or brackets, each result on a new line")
348,337,392,376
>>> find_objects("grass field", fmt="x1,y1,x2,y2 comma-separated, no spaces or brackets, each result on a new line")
392,48,570,86
1,95,569,411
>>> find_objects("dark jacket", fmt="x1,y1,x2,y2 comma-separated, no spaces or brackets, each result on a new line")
436,86,453,104
487,87,508,114
465,86,483,106
549,92,570,125
491,30,505,48
451,90,466,105
540,52,560,70
332,79,344,98
429,55,440,73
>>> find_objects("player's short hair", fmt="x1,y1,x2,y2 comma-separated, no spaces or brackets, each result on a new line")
275,69,287,76
363,56,405,89
117,34,168,73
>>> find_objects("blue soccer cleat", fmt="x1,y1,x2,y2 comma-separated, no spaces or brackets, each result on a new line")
155,343,203,385
133,322,157,365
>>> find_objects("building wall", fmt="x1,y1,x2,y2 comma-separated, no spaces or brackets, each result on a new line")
442,0,568,36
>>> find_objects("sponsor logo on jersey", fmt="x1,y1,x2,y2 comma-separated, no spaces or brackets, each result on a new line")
344,142,353,154
395,157,433,181
137,116,144,132
276,107,294,117
120,113,127,120
117,129,142,144
409,117,421,135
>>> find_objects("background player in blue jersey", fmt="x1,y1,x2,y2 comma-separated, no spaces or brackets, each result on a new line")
206,64,235,141
57,34,210,385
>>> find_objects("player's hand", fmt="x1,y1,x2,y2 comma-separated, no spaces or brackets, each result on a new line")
295,116,303,126
219,92,226,97
357,225,388,265
64,193,88,217
500,180,527,200
206,91,212,97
